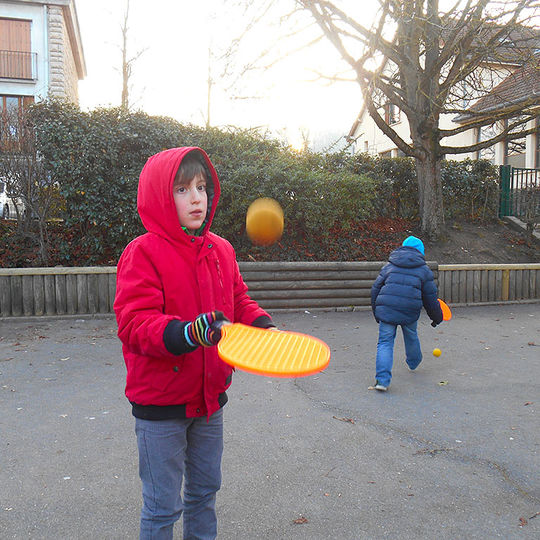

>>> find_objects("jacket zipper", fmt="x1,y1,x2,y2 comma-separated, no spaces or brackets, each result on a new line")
215,259,226,304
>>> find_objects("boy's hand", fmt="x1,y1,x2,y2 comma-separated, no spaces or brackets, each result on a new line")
185,311,230,347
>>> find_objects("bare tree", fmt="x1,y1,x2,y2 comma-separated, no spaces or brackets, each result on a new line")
0,105,59,265
204,1,277,127
120,0,146,111
204,0,325,131
298,0,540,238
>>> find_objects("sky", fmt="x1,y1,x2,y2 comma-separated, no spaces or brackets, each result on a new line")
75,0,366,150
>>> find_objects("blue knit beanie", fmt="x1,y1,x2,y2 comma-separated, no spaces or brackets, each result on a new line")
402,235,425,255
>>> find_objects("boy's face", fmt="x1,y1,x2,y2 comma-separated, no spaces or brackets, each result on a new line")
173,173,208,233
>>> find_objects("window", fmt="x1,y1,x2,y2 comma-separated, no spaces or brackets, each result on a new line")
504,116,527,168
460,80,476,109
0,18,33,79
0,95,34,112
476,123,496,163
384,102,400,125
0,95,34,150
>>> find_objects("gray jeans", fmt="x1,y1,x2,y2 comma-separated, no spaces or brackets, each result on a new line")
135,408,224,540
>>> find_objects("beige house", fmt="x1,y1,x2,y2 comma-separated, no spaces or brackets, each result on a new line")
453,62,540,169
348,34,539,169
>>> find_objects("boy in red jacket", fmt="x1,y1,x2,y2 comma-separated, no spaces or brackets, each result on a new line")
114,147,274,540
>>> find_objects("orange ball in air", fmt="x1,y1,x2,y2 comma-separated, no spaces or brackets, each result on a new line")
246,198,284,246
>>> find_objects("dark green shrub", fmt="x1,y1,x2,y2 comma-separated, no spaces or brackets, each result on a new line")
31,102,186,262
441,159,499,220
8,101,499,266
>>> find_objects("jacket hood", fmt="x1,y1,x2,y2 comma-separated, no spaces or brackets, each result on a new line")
388,245,426,268
137,147,220,242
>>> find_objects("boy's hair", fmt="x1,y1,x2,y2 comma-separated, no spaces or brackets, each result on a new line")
173,150,215,234
174,151,209,186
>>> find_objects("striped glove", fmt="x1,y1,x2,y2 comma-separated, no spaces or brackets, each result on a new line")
184,311,230,348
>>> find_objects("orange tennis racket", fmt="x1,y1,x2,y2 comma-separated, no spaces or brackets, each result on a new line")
438,299,452,321
217,323,330,378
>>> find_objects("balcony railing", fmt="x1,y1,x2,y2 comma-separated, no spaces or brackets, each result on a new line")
0,50,37,81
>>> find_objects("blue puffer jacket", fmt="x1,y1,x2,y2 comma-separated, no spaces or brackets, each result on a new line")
371,246,443,326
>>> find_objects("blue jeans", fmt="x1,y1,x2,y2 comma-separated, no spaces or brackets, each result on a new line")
375,321,422,387
135,408,224,540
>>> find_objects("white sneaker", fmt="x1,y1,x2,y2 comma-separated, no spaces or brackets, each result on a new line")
374,383,388,392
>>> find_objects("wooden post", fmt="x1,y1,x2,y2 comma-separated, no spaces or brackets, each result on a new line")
501,269,510,301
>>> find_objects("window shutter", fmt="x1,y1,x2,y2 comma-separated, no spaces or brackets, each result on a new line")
0,18,32,79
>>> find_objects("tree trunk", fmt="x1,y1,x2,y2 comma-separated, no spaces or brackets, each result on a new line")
37,218,49,266
121,44,129,111
206,48,212,129
415,154,444,240
121,0,130,111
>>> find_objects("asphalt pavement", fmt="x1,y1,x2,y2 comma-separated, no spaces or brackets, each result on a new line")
1,303,539,539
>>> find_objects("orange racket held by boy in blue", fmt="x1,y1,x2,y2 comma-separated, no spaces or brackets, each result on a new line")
438,299,452,321
217,323,330,378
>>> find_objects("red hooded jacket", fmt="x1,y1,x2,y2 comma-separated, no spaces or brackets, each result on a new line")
114,147,271,418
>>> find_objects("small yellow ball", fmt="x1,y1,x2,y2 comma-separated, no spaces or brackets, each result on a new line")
246,198,284,246
432,348,441,357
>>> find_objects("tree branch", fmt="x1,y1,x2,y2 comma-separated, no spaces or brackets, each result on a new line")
440,117,538,154
363,87,419,158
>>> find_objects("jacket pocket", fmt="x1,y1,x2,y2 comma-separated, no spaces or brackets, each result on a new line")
150,360,184,393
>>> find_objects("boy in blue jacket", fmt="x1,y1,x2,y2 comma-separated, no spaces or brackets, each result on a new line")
370,235,443,391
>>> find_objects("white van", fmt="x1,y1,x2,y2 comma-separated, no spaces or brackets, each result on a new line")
0,180,20,219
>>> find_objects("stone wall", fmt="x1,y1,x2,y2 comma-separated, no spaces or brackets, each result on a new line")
47,5,79,103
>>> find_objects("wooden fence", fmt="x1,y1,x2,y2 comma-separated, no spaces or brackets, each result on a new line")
0,262,538,318
239,261,391,310
438,264,540,304
0,267,117,318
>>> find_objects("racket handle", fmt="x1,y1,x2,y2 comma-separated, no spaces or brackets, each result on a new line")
185,311,230,347
211,319,231,332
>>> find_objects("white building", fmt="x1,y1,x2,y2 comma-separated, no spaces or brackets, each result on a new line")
0,0,85,218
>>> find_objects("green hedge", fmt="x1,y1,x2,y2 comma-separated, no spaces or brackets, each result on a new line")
15,101,499,264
